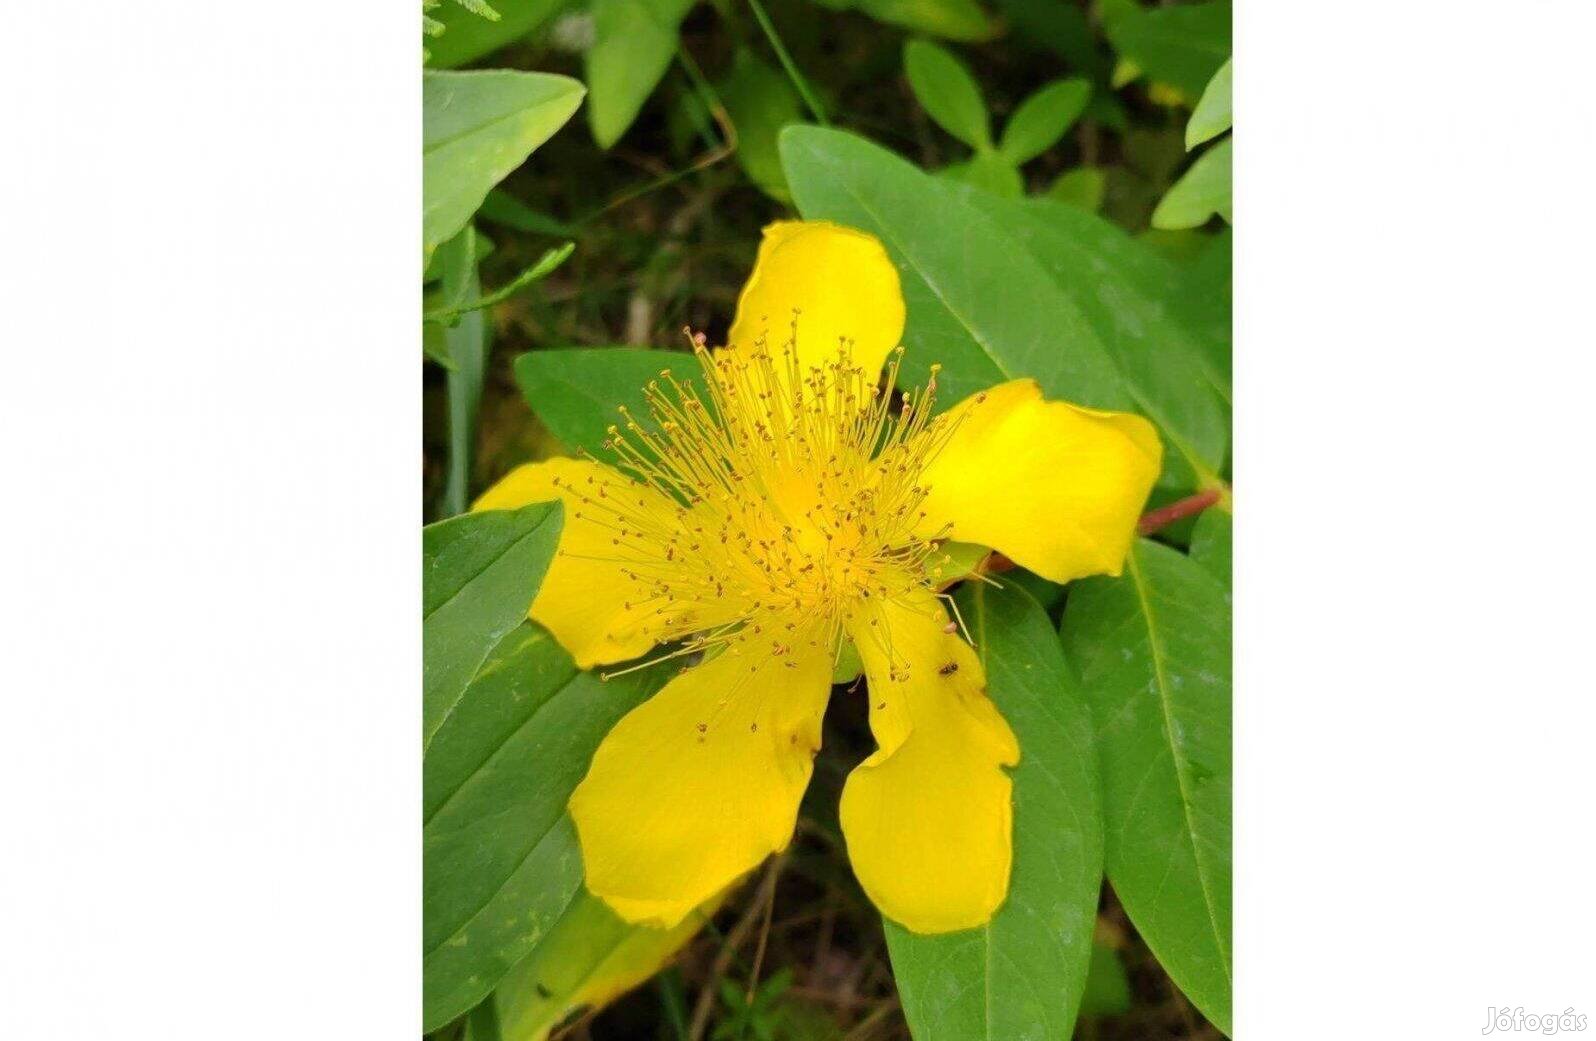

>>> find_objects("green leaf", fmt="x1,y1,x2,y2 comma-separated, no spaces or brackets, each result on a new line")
1078,941,1133,1018
1188,508,1231,587
422,501,564,747
424,70,585,262
719,49,804,203
844,0,1000,42
938,153,1022,197
1103,0,1230,98
997,78,1091,166
1045,167,1106,212
585,0,695,149
958,194,1230,486
1060,538,1232,1034
780,125,1131,411
479,189,579,238
1152,136,1232,230
1186,58,1232,149
425,0,571,68
513,348,684,455
438,224,490,515
472,888,713,1041
988,0,1103,76
423,621,671,1030
1175,229,1232,401
885,583,1101,1041
903,39,990,150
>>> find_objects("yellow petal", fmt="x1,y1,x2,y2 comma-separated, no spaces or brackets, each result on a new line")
840,588,1019,934
472,457,675,670
917,379,1161,584
727,220,905,382
569,621,832,928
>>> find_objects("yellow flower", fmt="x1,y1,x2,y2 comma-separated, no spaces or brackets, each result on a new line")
475,221,1161,934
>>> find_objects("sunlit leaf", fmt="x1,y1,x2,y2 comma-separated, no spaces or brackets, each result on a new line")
885,583,1101,1041
1060,538,1232,1034
424,70,585,261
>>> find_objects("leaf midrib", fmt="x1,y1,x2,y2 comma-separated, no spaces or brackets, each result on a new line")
1124,548,1231,985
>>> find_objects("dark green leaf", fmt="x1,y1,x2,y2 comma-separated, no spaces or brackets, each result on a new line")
903,39,990,150
1186,58,1233,149
885,583,1101,1041
479,188,579,238
422,501,564,746
997,78,1091,166
1103,1,1230,98
720,49,804,203
425,0,572,68
423,621,670,1029
1175,229,1232,402
585,0,695,148
959,194,1230,486
1078,941,1133,1018
988,0,1103,76
780,125,1131,410
1152,137,1232,230
1188,508,1231,587
438,224,490,515
1060,538,1232,1034
513,347,686,455
424,70,585,260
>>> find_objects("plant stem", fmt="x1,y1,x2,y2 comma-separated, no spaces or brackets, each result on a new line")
1136,488,1223,535
746,0,829,126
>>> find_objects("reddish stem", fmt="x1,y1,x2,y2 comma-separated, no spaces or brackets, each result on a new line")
1136,488,1223,535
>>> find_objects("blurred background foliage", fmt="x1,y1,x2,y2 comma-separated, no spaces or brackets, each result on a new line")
422,1,1231,1038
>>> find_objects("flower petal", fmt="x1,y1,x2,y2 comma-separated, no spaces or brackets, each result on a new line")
917,379,1161,584
569,622,833,927
727,221,905,382
841,589,1019,934
473,457,675,669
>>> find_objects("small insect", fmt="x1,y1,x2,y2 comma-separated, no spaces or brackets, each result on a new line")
938,661,959,676
942,621,959,634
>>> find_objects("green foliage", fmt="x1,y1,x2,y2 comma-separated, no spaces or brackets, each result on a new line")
423,70,585,262
513,347,680,454
885,583,1101,1040
819,0,1000,42
781,125,1127,408
719,49,805,202
1153,136,1232,229
425,0,569,68
424,620,671,1029
1187,58,1233,149
714,969,796,1041
1189,507,1233,586
422,501,564,744
903,39,990,149
1060,538,1234,1034
1046,166,1106,212
905,40,1089,193
1078,941,1134,1017
1102,0,1231,98
997,78,1091,166
585,0,695,148
436,225,491,512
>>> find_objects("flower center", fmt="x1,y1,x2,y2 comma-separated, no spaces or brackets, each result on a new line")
558,328,963,669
